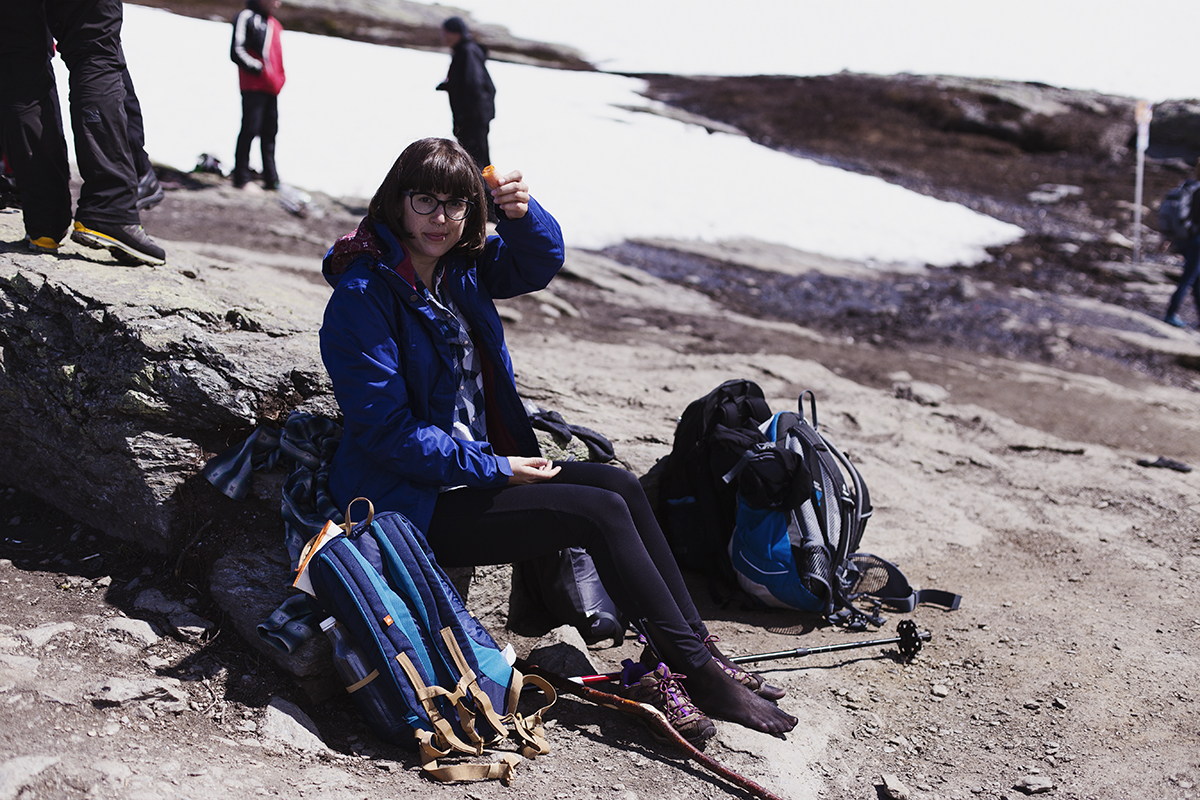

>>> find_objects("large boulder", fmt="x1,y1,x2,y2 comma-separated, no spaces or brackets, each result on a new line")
0,221,335,554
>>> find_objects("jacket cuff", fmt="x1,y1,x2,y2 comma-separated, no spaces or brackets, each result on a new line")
494,454,513,480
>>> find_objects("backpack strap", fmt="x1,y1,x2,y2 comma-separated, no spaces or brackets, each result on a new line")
437,631,554,758
504,670,556,758
845,553,962,613
440,627,509,744
402,633,555,783
422,753,523,785
394,650,483,760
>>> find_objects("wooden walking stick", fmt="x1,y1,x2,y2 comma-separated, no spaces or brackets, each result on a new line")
517,659,788,800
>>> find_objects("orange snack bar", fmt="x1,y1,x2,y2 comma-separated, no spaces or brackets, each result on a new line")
481,164,502,189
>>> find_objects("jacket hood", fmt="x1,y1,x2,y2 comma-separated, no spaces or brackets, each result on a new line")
321,216,404,289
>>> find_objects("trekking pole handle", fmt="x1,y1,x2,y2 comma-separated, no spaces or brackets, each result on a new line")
799,389,818,430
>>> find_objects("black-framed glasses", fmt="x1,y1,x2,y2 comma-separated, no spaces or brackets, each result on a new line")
404,192,475,221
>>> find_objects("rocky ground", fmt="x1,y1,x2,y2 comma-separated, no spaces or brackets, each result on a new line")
3,5,1200,800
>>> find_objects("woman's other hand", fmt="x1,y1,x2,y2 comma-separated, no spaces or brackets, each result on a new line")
491,170,529,219
506,456,561,485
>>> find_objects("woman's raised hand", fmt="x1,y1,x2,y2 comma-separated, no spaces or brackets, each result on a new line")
490,170,529,219
506,456,560,485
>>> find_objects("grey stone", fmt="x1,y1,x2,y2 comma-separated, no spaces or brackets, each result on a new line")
18,622,76,648
105,616,161,647
169,611,215,641
527,624,599,678
89,677,189,714
133,588,189,616
0,755,59,800
894,380,949,407
260,697,328,753
1027,184,1083,204
1014,774,1055,794
0,653,40,686
880,773,912,800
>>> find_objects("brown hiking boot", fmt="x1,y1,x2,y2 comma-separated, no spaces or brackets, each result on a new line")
640,635,787,702
618,660,716,746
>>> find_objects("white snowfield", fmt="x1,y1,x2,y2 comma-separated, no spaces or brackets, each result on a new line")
58,3,1192,266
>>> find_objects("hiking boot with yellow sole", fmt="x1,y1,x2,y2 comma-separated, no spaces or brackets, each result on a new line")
618,660,716,746
71,220,165,266
27,236,61,253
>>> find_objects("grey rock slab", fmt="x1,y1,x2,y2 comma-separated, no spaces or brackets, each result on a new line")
260,697,328,753
0,755,59,800
168,610,215,640
0,653,40,688
0,223,333,556
880,773,913,800
17,621,76,648
133,588,189,616
209,549,331,679
1014,774,1056,794
527,624,599,678
89,676,189,712
104,616,161,647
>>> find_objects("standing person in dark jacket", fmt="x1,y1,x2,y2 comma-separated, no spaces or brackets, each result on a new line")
1165,159,1200,329
437,17,496,171
319,137,798,746
0,0,166,265
230,0,285,190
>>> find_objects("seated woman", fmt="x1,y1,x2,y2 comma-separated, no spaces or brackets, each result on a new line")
318,137,797,742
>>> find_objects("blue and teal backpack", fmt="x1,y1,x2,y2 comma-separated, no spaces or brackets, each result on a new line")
294,499,554,784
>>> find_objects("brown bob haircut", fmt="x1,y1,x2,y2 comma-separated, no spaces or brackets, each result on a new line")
368,138,489,259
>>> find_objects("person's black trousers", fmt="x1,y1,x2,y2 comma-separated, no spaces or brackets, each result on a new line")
121,61,152,179
454,120,491,171
425,461,712,671
0,0,73,240
0,0,140,233
44,0,139,226
234,90,278,187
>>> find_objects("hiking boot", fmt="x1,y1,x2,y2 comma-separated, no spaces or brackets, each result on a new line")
136,169,165,210
1165,314,1188,328
618,660,716,746
701,635,786,701
71,221,166,266
27,236,61,254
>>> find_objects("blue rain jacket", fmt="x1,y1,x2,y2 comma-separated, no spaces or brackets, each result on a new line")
319,198,565,531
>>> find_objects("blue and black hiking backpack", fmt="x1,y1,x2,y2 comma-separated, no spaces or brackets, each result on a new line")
294,499,555,784
725,391,960,629
1159,179,1200,252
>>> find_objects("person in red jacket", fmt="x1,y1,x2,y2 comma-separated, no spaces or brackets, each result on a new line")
230,0,285,190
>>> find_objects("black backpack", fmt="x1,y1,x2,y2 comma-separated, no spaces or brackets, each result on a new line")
727,392,960,629
1159,179,1200,251
652,379,773,595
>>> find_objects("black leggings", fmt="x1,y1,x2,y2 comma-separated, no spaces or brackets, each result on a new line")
426,461,711,671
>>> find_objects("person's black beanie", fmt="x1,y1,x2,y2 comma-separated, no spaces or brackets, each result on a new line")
442,16,468,35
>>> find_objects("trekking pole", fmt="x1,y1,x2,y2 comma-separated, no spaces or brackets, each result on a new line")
517,659,789,800
568,621,930,687
730,620,929,665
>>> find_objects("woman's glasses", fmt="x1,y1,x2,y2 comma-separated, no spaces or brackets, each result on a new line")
405,192,474,221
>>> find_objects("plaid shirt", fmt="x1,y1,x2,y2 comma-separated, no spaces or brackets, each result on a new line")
423,266,488,444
